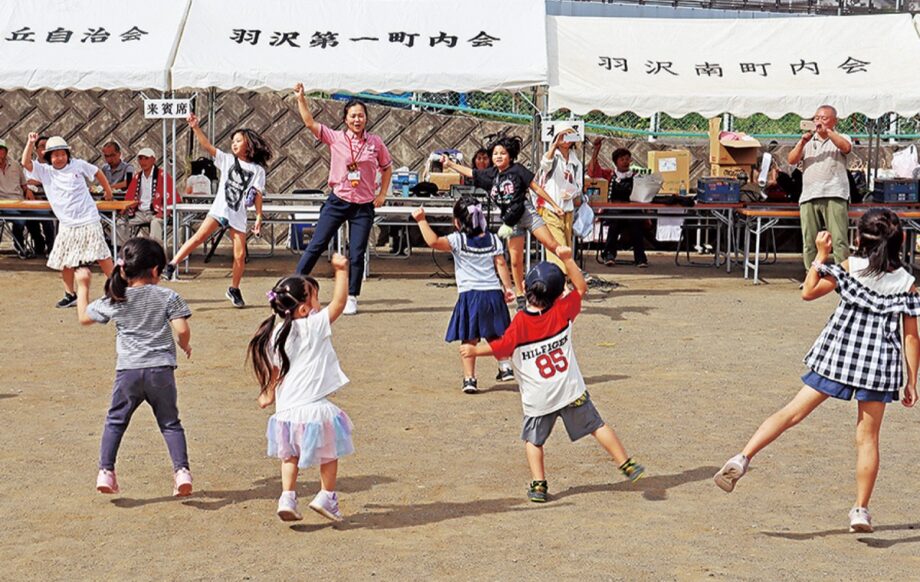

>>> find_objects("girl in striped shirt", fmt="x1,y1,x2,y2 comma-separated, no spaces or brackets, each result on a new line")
75,237,193,497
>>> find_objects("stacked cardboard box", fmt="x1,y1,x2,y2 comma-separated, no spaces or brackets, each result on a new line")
647,150,690,194
709,118,760,183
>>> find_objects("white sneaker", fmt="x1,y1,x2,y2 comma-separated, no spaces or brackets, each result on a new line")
277,492,303,521
713,453,749,493
849,507,873,533
308,490,344,522
343,296,358,315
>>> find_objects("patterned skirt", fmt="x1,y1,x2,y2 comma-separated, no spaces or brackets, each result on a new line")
266,398,354,469
46,222,111,270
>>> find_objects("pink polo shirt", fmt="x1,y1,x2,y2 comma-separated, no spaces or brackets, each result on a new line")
316,123,392,204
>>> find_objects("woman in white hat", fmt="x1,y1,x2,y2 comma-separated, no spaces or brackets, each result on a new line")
22,132,115,308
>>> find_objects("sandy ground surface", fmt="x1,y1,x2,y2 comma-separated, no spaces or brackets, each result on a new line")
2,245,920,581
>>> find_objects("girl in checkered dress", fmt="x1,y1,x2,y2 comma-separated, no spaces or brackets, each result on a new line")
714,208,919,534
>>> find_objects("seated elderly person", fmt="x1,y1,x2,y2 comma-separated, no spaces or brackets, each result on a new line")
586,138,648,267
0,138,48,258
101,141,133,191
116,148,178,243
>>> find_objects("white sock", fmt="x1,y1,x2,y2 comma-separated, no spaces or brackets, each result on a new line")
281,490,296,500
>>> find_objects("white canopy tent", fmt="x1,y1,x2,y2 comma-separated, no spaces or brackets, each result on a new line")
172,0,547,93
548,13,920,119
0,0,189,91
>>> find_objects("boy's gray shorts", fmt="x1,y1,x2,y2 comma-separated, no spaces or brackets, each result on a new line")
511,201,546,238
521,393,605,446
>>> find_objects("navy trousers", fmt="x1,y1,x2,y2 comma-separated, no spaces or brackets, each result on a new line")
99,366,189,471
295,193,374,297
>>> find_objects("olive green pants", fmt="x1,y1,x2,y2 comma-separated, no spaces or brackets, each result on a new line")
799,197,849,269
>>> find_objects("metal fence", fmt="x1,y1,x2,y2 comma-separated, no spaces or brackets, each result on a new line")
342,91,920,141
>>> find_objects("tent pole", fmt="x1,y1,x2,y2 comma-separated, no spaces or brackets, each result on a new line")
171,91,178,260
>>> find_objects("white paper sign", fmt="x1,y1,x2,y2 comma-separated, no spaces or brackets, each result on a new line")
144,99,192,119
541,119,585,143
657,158,678,173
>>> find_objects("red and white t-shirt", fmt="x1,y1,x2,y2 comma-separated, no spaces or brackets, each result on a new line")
489,292,586,417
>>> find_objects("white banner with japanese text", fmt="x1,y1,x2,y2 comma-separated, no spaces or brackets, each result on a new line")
0,0,189,91
548,13,920,118
171,0,547,93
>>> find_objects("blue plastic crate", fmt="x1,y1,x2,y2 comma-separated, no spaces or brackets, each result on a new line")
871,179,919,203
696,178,741,203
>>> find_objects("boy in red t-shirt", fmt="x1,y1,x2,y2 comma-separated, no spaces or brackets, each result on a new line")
461,246,645,502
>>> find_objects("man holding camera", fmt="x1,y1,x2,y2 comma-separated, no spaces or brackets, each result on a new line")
788,104,852,269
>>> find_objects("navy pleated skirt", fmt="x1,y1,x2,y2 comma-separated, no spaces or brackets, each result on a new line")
445,289,511,342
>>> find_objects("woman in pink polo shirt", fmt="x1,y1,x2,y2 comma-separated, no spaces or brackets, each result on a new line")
293,83,393,316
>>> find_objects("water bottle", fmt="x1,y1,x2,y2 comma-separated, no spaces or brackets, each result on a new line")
679,180,687,197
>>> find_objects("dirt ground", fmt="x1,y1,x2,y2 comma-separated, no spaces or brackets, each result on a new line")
2,245,920,581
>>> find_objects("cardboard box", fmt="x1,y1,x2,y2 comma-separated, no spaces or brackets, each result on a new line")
428,171,462,192
648,149,691,194
583,178,608,202
710,164,753,182
709,118,761,165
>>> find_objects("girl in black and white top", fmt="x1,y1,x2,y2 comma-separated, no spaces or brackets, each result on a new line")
714,208,920,534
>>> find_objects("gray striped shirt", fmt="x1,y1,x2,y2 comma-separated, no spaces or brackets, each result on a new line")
88,285,191,370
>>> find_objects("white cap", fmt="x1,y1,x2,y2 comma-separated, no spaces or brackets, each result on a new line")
136,147,156,158
45,136,70,152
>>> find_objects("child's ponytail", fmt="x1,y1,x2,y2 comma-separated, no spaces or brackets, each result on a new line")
104,237,167,303
855,208,903,277
453,195,488,237
246,275,319,395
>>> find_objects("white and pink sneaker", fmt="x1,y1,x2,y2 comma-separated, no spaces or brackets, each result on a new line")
96,469,119,494
173,468,193,497
308,490,344,522
277,491,303,521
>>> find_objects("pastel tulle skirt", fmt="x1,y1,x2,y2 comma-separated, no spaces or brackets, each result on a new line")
266,398,354,468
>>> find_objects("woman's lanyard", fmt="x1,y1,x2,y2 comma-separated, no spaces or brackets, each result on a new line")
345,130,368,187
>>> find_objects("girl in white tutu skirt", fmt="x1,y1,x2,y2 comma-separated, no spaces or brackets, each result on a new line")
247,254,353,523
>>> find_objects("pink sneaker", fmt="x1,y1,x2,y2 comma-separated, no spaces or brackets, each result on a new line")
173,468,193,497
96,469,119,494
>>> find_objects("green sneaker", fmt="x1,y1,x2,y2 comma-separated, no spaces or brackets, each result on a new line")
619,458,645,482
527,480,548,503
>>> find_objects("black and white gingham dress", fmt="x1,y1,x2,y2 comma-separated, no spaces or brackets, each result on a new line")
804,263,920,393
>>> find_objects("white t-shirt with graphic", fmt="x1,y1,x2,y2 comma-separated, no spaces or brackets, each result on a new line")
208,149,266,233
27,159,100,227
272,308,349,415
489,292,586,417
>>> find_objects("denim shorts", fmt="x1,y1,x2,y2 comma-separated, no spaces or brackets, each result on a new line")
802,370,897,403
207,213,231,230
511,200,546,238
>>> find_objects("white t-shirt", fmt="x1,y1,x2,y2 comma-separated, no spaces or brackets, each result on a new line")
539,150,583,212
139,172,154,211
272,308,349,415
447,232,504,293
489,292,586,417
208,149,266,232
27,159,100,227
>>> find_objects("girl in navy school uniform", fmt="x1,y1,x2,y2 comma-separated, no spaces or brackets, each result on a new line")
714,209,919,534
412,196,516,394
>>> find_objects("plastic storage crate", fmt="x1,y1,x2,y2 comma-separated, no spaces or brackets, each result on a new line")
696,177,741,203
871,179,919,203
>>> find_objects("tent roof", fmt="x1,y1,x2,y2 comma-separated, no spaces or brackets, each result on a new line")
171,0,547,93
548,13,920,118
0,0,189,91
